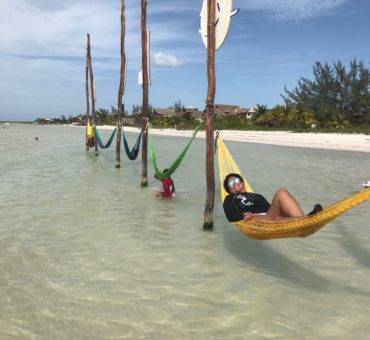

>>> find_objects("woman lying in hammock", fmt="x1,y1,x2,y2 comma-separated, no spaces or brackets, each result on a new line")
223,173,323,222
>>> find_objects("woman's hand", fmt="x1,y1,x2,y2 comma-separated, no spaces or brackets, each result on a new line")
243,212,255,221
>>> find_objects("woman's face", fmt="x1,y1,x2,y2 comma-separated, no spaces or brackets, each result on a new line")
227,176,245,194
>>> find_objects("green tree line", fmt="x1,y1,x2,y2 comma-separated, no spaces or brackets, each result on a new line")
281,59,370,127
47,59,369,131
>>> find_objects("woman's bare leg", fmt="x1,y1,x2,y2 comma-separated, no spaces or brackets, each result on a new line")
265,189,304,221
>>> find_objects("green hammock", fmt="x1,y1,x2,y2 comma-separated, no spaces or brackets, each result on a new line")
95,127,117,149
148,122,203,179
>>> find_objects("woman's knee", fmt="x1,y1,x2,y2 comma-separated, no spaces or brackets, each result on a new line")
276,188,290,197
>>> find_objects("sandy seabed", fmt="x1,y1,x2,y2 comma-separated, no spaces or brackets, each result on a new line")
94,125,370,153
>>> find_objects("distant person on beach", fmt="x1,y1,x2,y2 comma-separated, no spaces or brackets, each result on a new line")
223,173,322,222
154,169,176,199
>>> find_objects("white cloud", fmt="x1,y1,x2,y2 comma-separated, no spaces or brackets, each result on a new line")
0,0,140,57
153,52,184,67
0,0,197,68
239,0,348,21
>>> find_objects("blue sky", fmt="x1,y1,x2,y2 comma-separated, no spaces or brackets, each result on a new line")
1,0,369,121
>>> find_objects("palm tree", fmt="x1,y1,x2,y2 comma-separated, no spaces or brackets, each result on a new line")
288,104,309,128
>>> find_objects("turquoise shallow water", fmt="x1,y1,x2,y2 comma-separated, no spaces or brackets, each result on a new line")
1,124,370,339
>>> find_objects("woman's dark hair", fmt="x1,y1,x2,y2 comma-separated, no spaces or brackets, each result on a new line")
223,173,244,194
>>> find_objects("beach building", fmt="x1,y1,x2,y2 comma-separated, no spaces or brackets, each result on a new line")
153,108,204,120
152,108,177,117
246,105,258,119
182,108,204,121
135,105,260,120
214,104,252,118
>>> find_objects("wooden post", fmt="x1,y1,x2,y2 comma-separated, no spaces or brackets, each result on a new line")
87,33,98,156
203,0,216,230
115,0,126,168
85,35,90,150
141,0,149,186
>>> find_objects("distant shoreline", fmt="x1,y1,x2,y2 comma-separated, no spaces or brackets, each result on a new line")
70,124,370,153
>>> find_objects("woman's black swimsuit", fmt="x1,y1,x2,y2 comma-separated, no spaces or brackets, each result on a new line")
223,192,271,222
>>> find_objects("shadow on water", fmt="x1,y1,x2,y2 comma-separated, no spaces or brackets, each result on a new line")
223,228,370,297
223,228,331,290
336,220,370,270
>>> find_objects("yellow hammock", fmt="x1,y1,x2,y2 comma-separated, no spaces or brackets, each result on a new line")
86,119,95,148
217,135,370,240
86,119,94,137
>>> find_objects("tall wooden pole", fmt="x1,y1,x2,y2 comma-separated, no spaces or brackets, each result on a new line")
87,33,98,156
85,36,90,150
115,0,126,168
140,0,149,187
203,0,216,230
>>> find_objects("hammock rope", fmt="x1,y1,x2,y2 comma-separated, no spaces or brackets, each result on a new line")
217,135,370,240
148,122,203,179
122,129,142,160
95,127,117,149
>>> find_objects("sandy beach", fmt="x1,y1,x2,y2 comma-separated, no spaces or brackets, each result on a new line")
94,125,370,153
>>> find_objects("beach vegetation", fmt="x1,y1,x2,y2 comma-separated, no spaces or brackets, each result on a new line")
168,99,186,113
283,58,370,126
34,60,369,133
96,108,110,124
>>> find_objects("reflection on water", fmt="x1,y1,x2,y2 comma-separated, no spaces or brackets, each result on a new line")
1,124,370,339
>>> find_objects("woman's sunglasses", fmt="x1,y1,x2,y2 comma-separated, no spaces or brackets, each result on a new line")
227,177,242,187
